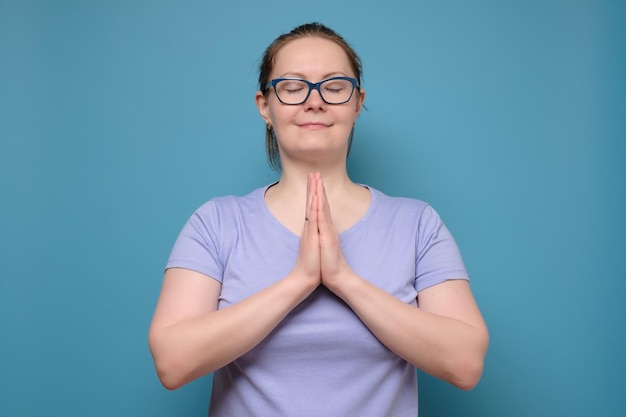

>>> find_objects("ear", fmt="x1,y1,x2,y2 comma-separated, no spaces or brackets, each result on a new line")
354,88,366,119
255,91,272,125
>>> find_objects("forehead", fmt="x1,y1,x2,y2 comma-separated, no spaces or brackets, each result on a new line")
272,36,353,78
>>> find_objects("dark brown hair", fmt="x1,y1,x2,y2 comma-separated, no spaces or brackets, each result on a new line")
259,22,363,171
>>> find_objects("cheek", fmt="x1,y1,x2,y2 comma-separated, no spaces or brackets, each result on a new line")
269,104,298,125
339,107,360,124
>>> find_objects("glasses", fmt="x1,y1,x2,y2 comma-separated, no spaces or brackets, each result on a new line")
265,76,359,105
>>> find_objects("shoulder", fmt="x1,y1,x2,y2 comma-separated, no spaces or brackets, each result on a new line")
177,186,268,238
368,186,431,217
193,186,266,219
365,186,450,235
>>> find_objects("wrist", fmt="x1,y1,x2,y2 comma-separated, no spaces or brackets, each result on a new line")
323,269,361,301
285,270,320,299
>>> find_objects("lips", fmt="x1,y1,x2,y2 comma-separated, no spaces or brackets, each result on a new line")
297,122,331,129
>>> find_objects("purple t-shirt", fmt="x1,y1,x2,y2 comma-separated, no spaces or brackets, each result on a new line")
166,184,468,416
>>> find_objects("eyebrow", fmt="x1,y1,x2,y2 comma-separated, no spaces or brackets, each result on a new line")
275,72,349,80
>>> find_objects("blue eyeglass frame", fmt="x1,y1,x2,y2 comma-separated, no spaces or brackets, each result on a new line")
265,76,360,105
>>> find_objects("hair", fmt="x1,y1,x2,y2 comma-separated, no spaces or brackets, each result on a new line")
258,22,363,171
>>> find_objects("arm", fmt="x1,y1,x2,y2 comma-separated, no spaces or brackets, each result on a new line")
149,177,323,390
328,277,488,390
315,177,488,390
148,267,317,390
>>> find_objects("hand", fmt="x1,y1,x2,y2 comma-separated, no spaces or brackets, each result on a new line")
315,175,353,292
291,173,322,289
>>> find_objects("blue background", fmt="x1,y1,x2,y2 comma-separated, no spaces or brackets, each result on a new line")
1,1,624,416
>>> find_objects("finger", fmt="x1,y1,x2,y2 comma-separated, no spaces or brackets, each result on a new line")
306,173,311,203
309,183,319,226
317,180,334,229
317,194,333,241
301,176,318,239
305,173,313,223
315,172,322,196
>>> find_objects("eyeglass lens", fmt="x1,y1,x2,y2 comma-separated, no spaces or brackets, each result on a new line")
275,79,354,104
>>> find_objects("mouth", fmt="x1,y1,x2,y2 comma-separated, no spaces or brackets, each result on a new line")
297,122,331,130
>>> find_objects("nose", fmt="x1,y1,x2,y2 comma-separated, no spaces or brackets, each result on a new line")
304,86,325,110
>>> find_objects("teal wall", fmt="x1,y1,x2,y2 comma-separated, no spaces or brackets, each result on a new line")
1,1,624,416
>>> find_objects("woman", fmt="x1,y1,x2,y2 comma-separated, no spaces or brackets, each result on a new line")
149,22,489,416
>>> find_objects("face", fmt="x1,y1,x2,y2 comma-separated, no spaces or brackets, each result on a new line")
256,37,365,165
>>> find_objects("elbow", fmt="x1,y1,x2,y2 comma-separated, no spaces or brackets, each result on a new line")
419,351,485,391
149,340,219,390
154,360,187,391
449,356,485,390
150,348,187,390
446,332,489,391
149,333,192,391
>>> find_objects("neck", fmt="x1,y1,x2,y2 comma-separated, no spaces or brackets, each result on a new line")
274,163,354,197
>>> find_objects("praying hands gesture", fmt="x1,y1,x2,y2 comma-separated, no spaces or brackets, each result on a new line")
294,172,353,295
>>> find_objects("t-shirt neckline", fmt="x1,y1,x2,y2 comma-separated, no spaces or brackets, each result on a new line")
256,182,378,240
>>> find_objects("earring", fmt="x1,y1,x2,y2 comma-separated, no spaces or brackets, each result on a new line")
266,122,272,131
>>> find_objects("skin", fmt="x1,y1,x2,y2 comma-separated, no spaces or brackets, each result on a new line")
148,36,489,392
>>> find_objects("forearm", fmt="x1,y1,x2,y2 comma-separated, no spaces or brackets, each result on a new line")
331,275,488,390
149,274,316,390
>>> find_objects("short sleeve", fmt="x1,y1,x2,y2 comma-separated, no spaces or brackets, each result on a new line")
165,201,224,282
414,205,468,293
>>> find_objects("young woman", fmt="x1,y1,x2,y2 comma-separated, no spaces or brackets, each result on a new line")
149,22,489,416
